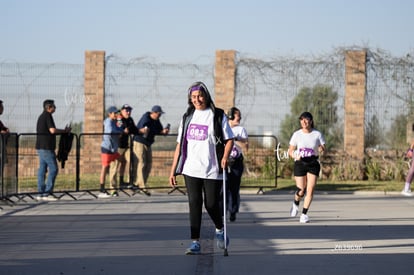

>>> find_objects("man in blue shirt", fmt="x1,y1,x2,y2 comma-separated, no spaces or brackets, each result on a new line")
131,105,169,194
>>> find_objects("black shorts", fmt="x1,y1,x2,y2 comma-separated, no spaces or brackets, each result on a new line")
293,157,320,177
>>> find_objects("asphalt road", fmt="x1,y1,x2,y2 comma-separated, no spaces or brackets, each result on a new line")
1,190,414,275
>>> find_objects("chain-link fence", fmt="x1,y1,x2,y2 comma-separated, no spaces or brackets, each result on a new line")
2,48,414,197
235,52,346,148
2,50,413,150
365,50,414,150
0,63,84,134
105,57,215,133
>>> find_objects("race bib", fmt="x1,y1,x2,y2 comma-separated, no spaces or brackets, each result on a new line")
230,147,241,158
299,148,315,157
187,124,208,141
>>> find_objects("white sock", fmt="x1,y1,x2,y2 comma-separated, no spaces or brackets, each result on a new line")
404,182,411,191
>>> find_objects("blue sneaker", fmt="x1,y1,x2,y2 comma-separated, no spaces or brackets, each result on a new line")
216,229,230,249
185,241,201,255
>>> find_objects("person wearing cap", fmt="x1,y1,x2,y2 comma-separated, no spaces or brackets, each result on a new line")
169,81,234,255
35,99,72,201
109,104,139,189
131,105,170,194
288,111,325,223
99,106,128,198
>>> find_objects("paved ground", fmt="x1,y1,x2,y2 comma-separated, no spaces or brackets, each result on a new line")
1,189,414,275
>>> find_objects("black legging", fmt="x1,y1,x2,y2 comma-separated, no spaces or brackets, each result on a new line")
227,157,244,214
184,175,224,240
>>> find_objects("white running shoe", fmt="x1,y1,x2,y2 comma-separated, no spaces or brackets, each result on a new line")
299,214,309,223
290,203,299,217
98,192,111,198
42,196,58,201
401,189,413,197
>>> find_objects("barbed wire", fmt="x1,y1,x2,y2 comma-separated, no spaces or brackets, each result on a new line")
1,47,413,150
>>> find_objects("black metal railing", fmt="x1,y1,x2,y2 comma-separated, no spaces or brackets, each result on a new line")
1,133,278,203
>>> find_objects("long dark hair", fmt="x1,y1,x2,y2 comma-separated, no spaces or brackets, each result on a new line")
185,81,216,116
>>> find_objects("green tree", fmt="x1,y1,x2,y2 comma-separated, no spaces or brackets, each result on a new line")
385,114,408,149
279,85,339,149
365,115,382,148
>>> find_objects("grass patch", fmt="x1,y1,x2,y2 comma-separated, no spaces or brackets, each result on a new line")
13,175,405,194
272,178,403,193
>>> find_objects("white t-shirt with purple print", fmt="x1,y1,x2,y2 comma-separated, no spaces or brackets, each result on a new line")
177,108,234,180
289,129,325,159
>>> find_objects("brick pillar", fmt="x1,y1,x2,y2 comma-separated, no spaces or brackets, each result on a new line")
214,50,236,111
344,50,366,158
84,51,105,133
83,51,106,174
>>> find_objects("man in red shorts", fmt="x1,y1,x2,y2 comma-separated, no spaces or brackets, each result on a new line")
99,106,128,198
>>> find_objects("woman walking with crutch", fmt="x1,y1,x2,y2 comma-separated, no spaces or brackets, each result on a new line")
169,81,234,255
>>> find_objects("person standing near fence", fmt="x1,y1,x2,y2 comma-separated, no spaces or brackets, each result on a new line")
402,141,414,196
109,104,139,189
169,81,234,255
0,100,10,175
226,107,249,222
99,106,128,198
0,100,9,135
131,105,169,195
35,99,71,201
288,111,325,223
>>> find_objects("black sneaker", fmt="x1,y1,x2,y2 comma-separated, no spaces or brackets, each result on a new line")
119,183,129,189
230,213,236,222
141,189,151,196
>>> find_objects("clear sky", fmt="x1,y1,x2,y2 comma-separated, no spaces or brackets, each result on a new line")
1,0,413,64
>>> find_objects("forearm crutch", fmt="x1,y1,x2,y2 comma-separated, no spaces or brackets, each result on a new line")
223,168,229,256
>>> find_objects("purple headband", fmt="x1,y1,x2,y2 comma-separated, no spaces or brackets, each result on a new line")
189,85,204,94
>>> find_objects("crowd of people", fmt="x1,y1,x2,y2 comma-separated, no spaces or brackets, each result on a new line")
2,81,414,255
98,104,170,197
